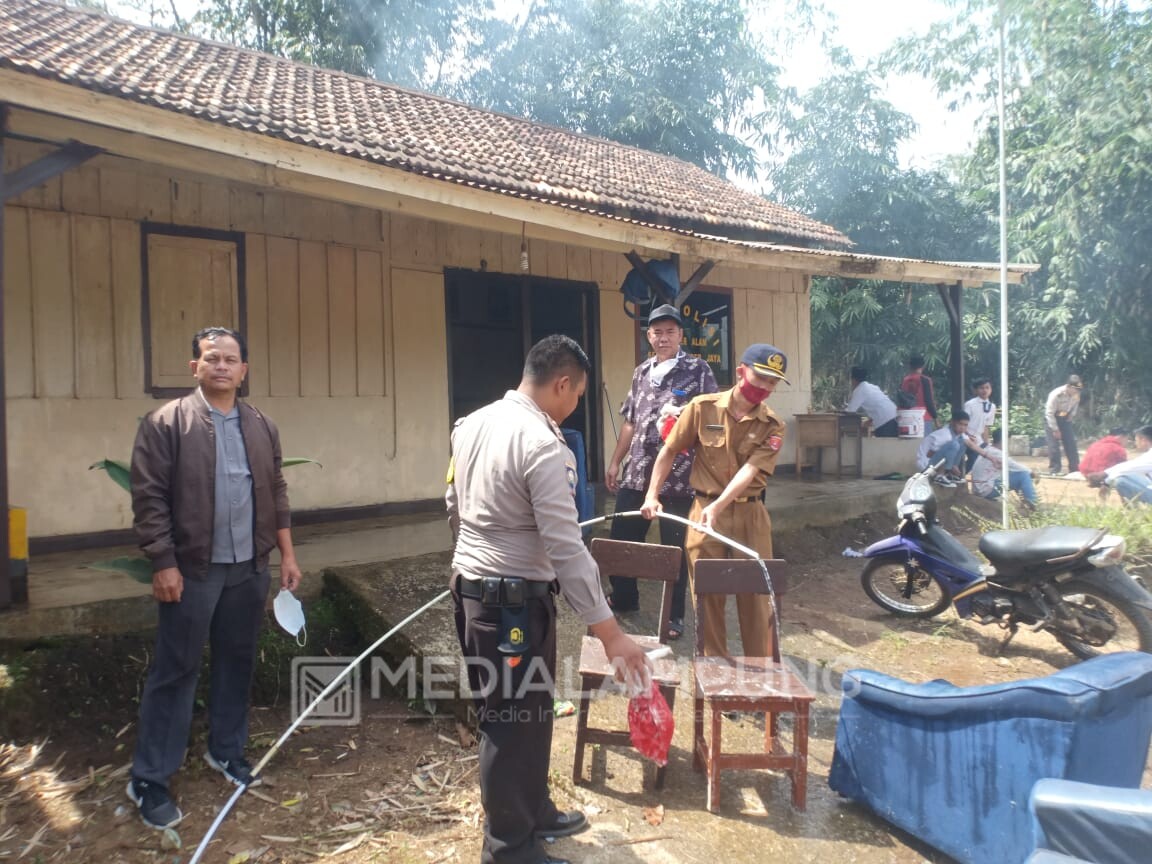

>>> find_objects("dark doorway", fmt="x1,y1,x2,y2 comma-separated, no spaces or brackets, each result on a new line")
445,269,601,472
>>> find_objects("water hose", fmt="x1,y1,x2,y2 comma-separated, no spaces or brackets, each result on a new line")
189,510,776,861
188,589,449,863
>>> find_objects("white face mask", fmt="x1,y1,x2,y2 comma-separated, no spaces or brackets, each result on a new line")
273,589,307,647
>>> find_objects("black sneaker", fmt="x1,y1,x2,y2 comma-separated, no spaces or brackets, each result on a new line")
204,752,262,787
126,778,183,829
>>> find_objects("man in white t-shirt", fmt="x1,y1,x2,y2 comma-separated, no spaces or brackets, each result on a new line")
971,429,1038,507
845,366,898,437
962,378,997,473
915,412,974,486
1086,425,1152,505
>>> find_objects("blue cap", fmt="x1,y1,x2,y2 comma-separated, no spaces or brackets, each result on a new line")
740,344,790,384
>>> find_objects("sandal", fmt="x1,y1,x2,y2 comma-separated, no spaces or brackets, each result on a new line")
666,618,684,641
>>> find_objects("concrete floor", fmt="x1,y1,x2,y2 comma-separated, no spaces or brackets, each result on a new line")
0,474,900,642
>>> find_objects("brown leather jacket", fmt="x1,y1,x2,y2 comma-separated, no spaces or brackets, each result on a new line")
130,393,291,578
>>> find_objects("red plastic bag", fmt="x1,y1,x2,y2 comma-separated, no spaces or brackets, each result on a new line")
628,681,674,766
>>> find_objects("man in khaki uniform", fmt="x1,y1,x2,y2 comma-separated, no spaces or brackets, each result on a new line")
447,334,650,864
641,344,789,657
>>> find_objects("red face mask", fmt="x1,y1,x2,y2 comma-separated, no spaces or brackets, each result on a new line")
738,376,772,405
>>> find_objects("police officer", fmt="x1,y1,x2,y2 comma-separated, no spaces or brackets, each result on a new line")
641,344,790,658
447,334,651,864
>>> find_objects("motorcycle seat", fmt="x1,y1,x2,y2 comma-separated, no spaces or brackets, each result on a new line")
979,527,1103,571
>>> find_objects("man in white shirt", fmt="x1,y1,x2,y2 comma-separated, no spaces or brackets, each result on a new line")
1086,425,1152,504
845,367,898,437
970,429,1039,507
916,411,973,486
962,378,997,473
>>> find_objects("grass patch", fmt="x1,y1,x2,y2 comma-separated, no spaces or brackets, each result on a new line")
0,589,365,741
955,501,1152,578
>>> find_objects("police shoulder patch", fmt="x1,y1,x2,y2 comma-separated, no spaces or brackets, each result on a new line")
767,435,783,452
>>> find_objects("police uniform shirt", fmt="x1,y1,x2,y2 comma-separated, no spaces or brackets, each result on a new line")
447,390,612,626
663,389,786,496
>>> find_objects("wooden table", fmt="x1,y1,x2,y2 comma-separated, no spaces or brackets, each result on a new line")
793,413,863,478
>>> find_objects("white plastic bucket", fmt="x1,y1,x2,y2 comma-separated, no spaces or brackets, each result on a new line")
897,409,924,438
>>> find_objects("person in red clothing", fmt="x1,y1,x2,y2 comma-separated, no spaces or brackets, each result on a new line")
1080,429,1130,476
900,354,938,431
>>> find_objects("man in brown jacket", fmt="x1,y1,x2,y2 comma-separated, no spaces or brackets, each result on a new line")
126,326,302,829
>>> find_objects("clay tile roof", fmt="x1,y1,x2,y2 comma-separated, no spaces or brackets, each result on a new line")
0,0,850,248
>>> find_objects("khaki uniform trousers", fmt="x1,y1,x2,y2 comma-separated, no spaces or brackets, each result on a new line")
685,497,775,657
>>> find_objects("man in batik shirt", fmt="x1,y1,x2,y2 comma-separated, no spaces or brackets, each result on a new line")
604,304,717,639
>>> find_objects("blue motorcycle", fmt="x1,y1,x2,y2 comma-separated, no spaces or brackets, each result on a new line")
860,461,1152,660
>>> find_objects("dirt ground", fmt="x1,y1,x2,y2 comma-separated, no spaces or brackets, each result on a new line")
1,482,1148,864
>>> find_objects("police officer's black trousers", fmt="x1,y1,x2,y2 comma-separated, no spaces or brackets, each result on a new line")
609,488,691,619
452,575,560,864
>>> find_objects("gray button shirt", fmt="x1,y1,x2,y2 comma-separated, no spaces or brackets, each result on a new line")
201,389,254,564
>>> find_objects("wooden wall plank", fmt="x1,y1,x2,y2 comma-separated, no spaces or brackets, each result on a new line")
566,246,592,282
327,245,357,397
3,207,34,398
355,249,385,396
137,174,172,223
265,236,300,396
72,215,116,398
29,210,75,397
170,178,202,225
200,183,230,229
262,191,286,238
98,164,139,220
109,218,144,398
6,142,59,209
244,234,270,397
502,232,522,276
229,187,264,233
61,164,101,215
298,240,331,396
545,240,567,279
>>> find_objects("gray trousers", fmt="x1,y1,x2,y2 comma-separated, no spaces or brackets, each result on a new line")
132,561,270,786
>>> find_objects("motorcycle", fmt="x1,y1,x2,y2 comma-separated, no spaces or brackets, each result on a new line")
859,461,1152,659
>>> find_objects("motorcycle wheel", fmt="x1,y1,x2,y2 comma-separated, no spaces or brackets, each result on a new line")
861,554,951,618
1048,579,1152,660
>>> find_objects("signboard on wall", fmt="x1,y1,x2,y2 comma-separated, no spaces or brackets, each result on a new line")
679,289,732,387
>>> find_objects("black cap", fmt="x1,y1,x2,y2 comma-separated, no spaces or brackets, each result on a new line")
647,304,683,327
740,343,790,384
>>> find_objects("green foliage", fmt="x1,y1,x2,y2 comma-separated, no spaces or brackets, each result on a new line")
769,58,998,404
87,455,320,579
889,0,1152,430
89,458,131,492
194,0,494,89
453,0,794,179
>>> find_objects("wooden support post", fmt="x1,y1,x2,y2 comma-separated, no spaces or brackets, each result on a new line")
2,140,101,201
935,281,966,411
0,105,11,609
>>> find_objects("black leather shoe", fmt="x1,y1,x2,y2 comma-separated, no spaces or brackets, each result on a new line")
536,809,588,838
541,857,571,864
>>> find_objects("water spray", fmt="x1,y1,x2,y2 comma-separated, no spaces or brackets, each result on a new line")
189,510,777,861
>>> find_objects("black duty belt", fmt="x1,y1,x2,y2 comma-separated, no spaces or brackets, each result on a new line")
695,492,764,504
457,575,555,657
457,575,555,604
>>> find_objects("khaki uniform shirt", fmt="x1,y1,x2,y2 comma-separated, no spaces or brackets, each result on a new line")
447,390,612,626
663,389,786,495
